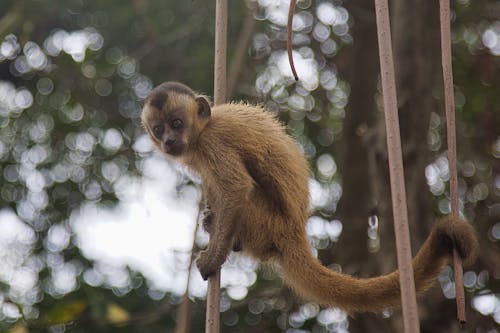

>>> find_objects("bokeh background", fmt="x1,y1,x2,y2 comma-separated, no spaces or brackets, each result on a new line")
0,0,499,332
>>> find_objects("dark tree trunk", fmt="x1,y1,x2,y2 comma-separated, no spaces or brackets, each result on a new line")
336,1,395,331
336,0,460,331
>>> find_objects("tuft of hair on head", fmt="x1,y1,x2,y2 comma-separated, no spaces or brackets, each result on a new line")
146,82,196,110
157,82,196,97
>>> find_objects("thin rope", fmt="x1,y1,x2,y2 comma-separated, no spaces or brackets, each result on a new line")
439,0,466,324
287,0,299,81
206,0,227,332
373,0,420,331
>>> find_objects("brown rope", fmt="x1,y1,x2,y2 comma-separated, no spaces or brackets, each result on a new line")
287,0,299,81
373,0,420,331
439,0,466,324
206,0,227,332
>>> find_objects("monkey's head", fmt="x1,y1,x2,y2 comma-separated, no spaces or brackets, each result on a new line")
141,82,211,157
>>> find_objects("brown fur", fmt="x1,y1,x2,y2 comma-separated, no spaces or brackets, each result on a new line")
141,82,479,313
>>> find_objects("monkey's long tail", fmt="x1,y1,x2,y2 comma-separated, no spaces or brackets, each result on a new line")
280,216,478,313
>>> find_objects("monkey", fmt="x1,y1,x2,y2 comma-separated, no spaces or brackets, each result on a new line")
141,81,479,313
201,203,241,252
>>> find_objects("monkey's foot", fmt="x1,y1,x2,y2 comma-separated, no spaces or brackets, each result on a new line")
196,250,219,280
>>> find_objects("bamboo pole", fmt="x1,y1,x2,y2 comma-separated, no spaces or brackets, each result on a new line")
214,0,227,105
439,0,466,324
205,269,220,333
205,0,227,332
373,0,420,331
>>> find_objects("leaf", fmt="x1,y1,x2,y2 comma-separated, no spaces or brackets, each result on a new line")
44,300,87,325
8,324,28,333
106,303,129,326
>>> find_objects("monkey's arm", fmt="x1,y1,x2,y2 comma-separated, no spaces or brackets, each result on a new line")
196,153,254,280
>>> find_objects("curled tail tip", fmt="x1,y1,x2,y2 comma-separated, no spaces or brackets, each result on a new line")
434,215,479,266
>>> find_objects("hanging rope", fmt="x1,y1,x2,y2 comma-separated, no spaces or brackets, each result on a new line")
206,0,227,332
287,0,299,81
439,0,466,324
373,0,420,332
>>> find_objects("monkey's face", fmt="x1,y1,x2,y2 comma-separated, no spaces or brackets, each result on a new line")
141,84,211,158
145,107,189,156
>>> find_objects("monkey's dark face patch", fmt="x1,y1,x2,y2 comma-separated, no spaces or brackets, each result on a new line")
146,81,195,112
157,82,196,97
149,93,166,111
149,116,188,156
160,134,184,156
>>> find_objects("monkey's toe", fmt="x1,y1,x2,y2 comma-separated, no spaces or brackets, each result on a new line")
232,239,242,252
434,216,479,266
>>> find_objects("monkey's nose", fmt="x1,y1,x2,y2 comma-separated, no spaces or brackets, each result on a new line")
165,138,176,146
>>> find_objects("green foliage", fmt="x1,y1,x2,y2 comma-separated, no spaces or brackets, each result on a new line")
0,0,498,332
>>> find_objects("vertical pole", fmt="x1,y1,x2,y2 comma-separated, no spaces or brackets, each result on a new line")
439,0,466,324
373,0,420,332
214,0,227,105
205,270,220,333
206,0,226,332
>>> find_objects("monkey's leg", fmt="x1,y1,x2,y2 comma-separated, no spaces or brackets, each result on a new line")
196,210,239,280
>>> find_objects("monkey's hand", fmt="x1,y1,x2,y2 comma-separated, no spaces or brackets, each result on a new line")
232,239,242,252
200,205,242,251
196,250,219,280
201,205,214,234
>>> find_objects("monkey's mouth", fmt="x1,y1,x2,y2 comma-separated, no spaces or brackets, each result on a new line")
164,142,185,156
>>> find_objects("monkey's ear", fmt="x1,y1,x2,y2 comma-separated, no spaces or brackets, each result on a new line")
196,96,211,119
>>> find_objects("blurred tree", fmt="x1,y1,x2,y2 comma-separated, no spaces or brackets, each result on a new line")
0,0,498,332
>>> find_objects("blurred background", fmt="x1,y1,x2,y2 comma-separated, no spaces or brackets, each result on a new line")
0,0,499,332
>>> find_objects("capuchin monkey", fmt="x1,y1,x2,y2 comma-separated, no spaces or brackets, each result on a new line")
141,82,479,313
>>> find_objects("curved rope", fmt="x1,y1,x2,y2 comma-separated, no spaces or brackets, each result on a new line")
287,0,299,81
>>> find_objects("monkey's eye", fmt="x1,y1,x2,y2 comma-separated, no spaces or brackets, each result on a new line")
152,125,164,138
172,119,183,129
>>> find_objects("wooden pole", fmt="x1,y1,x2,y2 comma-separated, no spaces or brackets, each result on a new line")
439,0,466,324
205,269,220,333
373,0,420,331
206,0,226,332
214,0,227,105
